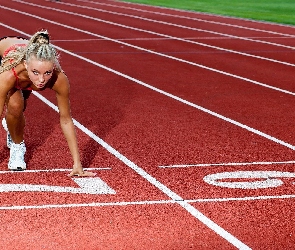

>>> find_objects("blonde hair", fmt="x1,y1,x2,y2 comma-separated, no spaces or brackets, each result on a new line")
0,30,61,74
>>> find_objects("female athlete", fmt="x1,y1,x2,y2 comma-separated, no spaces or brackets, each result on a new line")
0,30,95,177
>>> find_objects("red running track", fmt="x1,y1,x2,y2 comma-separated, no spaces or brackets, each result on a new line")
0,0,295,249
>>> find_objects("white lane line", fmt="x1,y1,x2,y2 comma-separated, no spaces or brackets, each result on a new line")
52,37,295,42
0,167,111,174
0,200,176,210
186,194,295,203
15,0,295,68
159,160,295,168
0,193,294,210
3,5,295,98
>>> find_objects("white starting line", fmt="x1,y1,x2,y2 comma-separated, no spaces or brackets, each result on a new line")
159,160,295,168
0,167,111,174
0,193,294,210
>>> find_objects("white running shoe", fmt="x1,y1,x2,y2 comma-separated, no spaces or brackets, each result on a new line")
2,118,12,148
8,141,26,171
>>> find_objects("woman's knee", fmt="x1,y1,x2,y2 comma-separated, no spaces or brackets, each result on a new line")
7,94,25,117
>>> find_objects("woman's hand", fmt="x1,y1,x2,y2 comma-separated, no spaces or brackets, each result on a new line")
68,166,97,177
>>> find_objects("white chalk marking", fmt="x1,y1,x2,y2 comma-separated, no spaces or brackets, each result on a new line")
0,167,111,175
0,193,295,210
159,160,295,168
186,194,295,203
203,171,295,189
0,177,115,195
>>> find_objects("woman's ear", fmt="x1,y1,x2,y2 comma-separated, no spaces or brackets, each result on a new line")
23,60,28,70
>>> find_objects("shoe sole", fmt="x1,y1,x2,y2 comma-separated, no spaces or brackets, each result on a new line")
8,167,26,171
8,163,26,171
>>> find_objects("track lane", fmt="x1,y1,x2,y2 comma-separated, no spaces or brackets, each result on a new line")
192,198,295,249
0,204,237,250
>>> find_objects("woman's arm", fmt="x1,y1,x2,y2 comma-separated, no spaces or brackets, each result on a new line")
53,72,96,177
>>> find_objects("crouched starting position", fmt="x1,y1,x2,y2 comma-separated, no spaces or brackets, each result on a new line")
0,30,95,177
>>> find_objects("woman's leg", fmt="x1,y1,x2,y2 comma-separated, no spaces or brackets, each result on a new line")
6,89,25,144
6,89,27,170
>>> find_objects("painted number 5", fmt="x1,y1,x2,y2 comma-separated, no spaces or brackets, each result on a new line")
203,171,295,189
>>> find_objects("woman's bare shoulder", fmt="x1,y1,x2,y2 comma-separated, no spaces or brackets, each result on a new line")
50,70,69,91
0,70,17,93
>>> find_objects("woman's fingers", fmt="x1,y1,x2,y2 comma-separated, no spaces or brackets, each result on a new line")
68,170,97,177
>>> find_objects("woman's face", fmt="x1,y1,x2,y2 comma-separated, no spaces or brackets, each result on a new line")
24,56,54,89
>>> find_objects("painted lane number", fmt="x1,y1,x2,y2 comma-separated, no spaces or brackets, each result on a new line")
0,177,116,195
203,171,295,189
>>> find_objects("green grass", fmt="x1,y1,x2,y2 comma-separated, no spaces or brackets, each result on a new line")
121,0,295,26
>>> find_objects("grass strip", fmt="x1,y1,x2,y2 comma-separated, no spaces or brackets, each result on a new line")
120,0,295,26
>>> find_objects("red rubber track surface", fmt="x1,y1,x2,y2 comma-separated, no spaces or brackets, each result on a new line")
0,0,295,249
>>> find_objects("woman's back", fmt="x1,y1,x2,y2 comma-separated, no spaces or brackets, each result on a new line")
0,37,27,56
